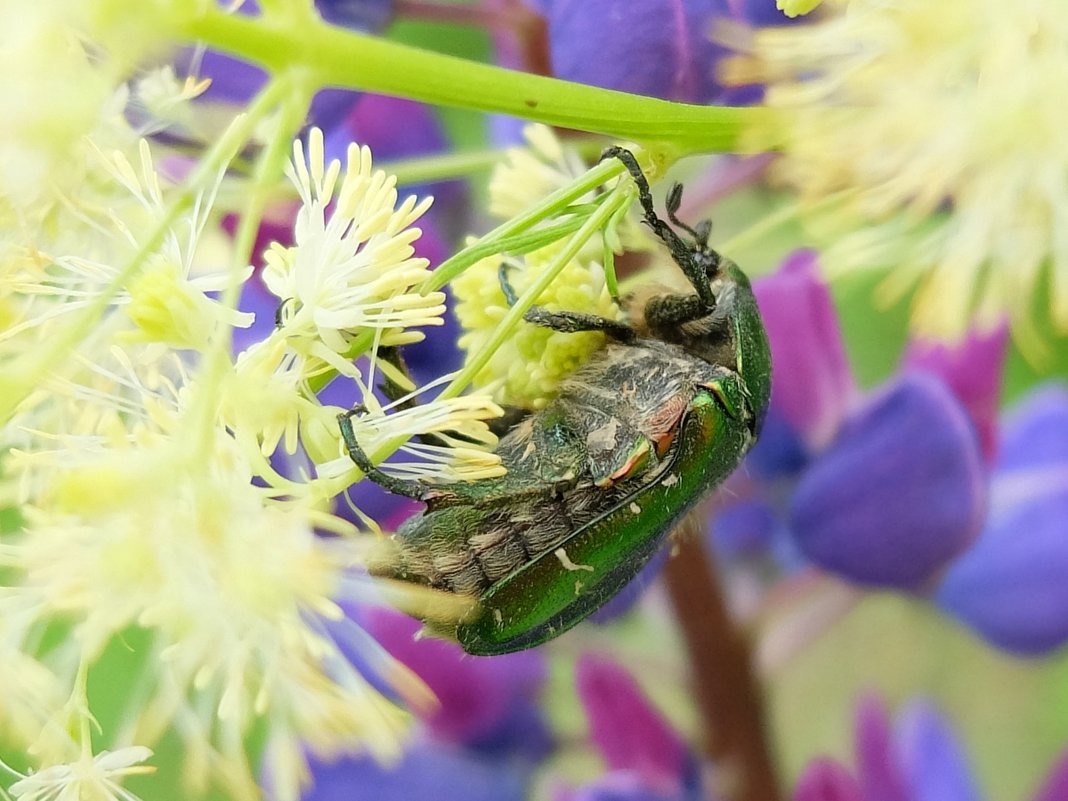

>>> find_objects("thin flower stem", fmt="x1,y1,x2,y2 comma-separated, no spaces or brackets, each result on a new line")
662,517,782,801
338,184,631,486
439,188,630,400
186,76,312,462
423,155,626,290
181,8,779,153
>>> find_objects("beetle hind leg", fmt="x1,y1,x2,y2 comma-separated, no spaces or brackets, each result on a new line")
497,261,635,342
338,407,435,501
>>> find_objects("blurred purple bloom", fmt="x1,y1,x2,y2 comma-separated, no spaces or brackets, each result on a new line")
714,251,986,590
791,374,985,589
795,694,1068,801
318,0,394,30
556,655,705,801
576,654,690,787
534,0,792,103
754,249,857,451
904,326,1009,462
1033,751,1068,801
936,385,1068,655
303,608,551,801
303,740,526,801
853,695,910,801
794,758,862,801
364,608,550,754
557,772,700,801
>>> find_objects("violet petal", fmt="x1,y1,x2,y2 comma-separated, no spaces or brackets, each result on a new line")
744,404,811,480
303,740,526,801
854,694,909,801
793,758,863,801
754,250,856,450
895,699,981,801
904,325,1009,462
543,0,727,102
317,0,393,31
936,386,1068,654
364,608,547,746
557,771,695,801
791,374,985,589
1031,748,1068,801
712,498,779,557
575,654,689,787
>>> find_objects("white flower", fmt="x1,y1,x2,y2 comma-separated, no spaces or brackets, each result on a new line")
489,124,592,221
4,747,154,801
4,138,251,351
263,128,444,356
5,425,427,801
452,124,642,408
322,379,506,485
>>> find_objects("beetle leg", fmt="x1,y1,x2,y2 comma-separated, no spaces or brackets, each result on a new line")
498,261,521,306
498,261,635,342
641,294,710,328
523,307,636,341
599,146,718,311
338,407,436,501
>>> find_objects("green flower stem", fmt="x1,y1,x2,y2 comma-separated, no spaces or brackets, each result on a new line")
339,187,630,488
439,188,631,402
382,148,509,185
424,156,626,290
182,8,779,153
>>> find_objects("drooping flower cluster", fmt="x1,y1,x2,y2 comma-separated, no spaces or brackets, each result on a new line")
0,29,503,796
724,0,1068,353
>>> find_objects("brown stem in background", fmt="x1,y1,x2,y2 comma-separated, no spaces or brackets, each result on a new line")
662,518,782,801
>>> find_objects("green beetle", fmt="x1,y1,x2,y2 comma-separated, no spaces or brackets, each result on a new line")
340,147,771,655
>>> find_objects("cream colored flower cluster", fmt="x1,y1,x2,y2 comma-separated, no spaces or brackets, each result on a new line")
728,0,1068,354
0,21,499,797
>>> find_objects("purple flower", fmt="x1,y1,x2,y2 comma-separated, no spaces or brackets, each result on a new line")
936,385,1068,655
555,654,706,801
755,250,857,451
794,694,1068,801
533,0,793,104
302,608,551,801
303,741,527,801
903,327,1009,463
714,250,987,590
363,608,550,754
791,373,985,589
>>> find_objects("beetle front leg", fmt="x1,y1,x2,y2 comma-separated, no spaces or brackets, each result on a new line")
497,262,635,342
599,147,719,311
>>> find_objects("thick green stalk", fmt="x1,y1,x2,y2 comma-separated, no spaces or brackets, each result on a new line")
181,8,778,154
